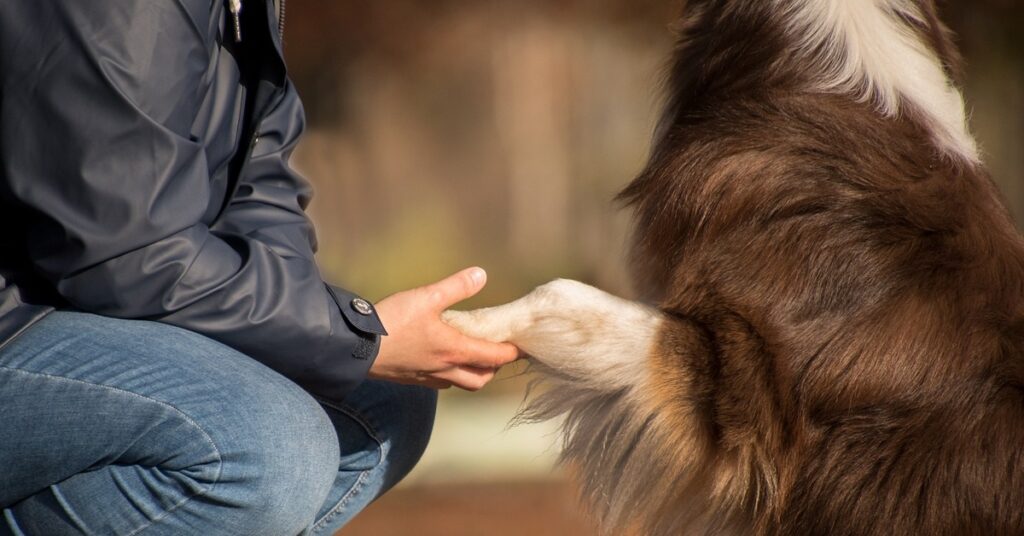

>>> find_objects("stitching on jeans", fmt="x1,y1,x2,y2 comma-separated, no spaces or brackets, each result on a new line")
0,366,223,464
311,469,370,535
0,366,225,535
309,400,387,533
123,479,213,536
314,397,391,463
309,402,383,533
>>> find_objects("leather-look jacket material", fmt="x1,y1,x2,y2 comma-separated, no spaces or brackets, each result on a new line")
0,0,385,401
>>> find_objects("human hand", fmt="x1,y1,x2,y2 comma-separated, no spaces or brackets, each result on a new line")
370,267,521,391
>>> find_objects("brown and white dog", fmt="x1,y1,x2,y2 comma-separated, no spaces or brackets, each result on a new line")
444,1,1024,534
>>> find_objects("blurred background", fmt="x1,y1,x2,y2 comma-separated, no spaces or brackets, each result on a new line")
278,1,1023,534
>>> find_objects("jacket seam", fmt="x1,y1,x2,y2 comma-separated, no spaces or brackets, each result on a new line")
0,310,53,354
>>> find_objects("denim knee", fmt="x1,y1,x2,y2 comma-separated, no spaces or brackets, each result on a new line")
203,377,341,535
0,312,346,536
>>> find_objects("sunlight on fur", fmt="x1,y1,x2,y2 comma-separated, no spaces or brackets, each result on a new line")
444,0,1023,534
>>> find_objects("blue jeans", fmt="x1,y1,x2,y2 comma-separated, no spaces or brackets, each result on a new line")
0,311,437,535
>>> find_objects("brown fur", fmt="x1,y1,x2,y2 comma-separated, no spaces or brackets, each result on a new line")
610,0,1024,534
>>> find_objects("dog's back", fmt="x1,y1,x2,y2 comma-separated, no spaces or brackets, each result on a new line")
446,1,1024,534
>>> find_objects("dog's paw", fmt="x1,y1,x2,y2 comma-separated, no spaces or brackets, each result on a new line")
441,308,517,343
442,279,601,348
443,279,664,384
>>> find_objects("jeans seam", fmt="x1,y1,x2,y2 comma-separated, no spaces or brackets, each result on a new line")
311,469,370,535
123,485,212,536
0,366,225,536
310,399,387,534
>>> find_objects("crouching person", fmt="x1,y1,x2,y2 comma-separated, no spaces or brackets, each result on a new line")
0,1,518,534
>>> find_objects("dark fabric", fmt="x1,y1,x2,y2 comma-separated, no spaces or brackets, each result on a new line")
0,0,384,401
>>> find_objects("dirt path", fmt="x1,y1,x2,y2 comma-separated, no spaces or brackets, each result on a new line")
338,480,596,536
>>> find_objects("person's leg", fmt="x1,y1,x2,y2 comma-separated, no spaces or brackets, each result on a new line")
0,311,342,536
308,380,437,535
0,311,437,536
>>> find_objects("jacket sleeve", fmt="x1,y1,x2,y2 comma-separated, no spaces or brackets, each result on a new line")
0,0,383,401
210,76,389,374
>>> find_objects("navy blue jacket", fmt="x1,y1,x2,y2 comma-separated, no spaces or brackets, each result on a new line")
0,0,386,401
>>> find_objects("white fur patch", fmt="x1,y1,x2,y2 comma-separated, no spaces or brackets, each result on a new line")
779,0,979,162
443,279,664,391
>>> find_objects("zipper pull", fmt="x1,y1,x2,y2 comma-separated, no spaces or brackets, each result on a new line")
229,0,243,43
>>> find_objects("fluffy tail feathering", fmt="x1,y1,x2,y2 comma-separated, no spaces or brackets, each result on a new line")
444,281,740,534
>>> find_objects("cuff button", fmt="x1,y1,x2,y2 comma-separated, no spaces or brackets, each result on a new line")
351,298,374,316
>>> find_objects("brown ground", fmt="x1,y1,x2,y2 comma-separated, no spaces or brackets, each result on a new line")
338,480,596,536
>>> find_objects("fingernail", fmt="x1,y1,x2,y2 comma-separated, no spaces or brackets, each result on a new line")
470,268,486,286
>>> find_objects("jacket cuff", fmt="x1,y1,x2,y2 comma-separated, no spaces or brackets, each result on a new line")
327,285,388,338
326,283,386,359
300,285,388,402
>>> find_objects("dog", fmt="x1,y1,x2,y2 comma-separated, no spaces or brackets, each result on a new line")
444,0,1024,534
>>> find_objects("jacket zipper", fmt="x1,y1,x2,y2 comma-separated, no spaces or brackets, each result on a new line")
276,0,287,42
228,0,242,42
229,0,286,43
215,0,286,221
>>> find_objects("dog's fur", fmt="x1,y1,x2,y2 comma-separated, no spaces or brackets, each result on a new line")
444,1,1024,534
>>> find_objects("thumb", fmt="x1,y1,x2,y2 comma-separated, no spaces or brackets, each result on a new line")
423,267,488,311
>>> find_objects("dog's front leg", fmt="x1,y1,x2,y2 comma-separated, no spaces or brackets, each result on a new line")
443,279,664,390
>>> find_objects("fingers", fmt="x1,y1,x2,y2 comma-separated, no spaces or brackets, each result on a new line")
422,267,487,311
447,334,520,369
437,365,498,392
